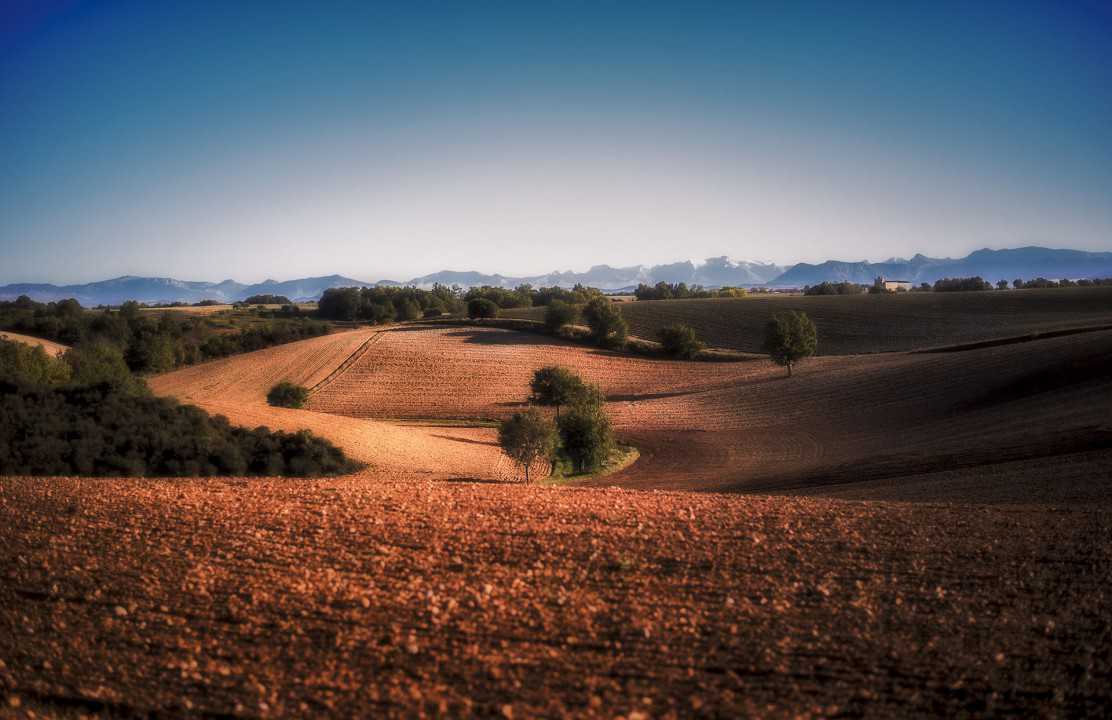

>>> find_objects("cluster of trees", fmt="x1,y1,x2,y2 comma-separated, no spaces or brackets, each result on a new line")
465,284,607,309
0,381,357,477
932,277,994,292
242,294,292,305
499,366,616,481
804,281,868,296
763,311,817,377
0,297,329,374
0,336,358,477
633,282,748,300
317,285,464,322
1011,277,1112,289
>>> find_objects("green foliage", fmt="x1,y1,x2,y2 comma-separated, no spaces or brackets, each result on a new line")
530,366,593,417
498,408,557,482
804,281,867,296
933,276,993,292
763,311,817,377
556,398,614,474
0,296,329,375
317,285,464,323
0,339,71,387
0,382,359,477
543,300,578,333
581,297,628,348
243,294,292,305
467,298,500,319
65,341,144,394
658,323,705,359
267,382,309,409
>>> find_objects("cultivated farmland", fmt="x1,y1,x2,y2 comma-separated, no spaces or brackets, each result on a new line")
3,476,1110,718
502,286,1112,354
6,302,1112,717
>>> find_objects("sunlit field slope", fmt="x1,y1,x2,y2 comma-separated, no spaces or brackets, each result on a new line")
502,286,1112,354
163,323,1112,503
0,330,69,357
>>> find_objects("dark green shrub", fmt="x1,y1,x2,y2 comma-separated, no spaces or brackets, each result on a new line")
658,323,705,359
581,297,627,348
468,298,500,319
0,382,358,477
267,382,309,409
544,300,578,333
557,398,614,474
0,339,71,387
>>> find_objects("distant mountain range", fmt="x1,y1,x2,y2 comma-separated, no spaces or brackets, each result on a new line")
2,247,1109,305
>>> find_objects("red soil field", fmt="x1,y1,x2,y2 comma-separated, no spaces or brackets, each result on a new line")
5,321,1111,716
2,476,1109,717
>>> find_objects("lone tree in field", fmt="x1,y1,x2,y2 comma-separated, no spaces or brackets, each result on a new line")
581,297,628,348
530,366,588,419
557,388,614,474
543,300,578,333
498,408,557,483
763,311,817,377
467,297,499,319
267,381,309,409
658,323,705,359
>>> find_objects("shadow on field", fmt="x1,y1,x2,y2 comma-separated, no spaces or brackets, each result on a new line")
436,477,508,484
430,434,499,447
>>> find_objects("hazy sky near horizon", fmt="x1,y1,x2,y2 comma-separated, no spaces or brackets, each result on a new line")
2,1,1111,284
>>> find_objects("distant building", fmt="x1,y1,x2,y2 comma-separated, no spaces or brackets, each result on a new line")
880,278,913,292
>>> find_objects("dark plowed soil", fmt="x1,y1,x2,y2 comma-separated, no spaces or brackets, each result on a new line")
2,476,1110,717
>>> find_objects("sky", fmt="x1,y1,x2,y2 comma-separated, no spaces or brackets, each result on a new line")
2,0,1111,284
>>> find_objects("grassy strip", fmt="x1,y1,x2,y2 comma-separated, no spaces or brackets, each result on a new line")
543,444,640,486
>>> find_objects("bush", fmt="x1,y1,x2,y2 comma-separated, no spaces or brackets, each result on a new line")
65,341,144,394
267,382,309,409
0,382,359,477
0,339,71,387
556,397,614,474
763,311,817,377
581,297,628,348
658,323,705,359
804,281,867,296
467,298,500,319
543,300,578,333
498,408,557,483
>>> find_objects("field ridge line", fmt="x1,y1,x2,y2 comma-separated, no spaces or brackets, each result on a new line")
307,331,383,395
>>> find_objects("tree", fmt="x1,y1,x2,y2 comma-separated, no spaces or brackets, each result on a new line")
1013,278,1023,289
581,297,627,348
64,341,142,393
395,298,422,321
543,300,578,333
467,298,499,319
0,339,71,387
557,398,614,474
498,408,557,483
996,280,1009,290
658,323,705,359
763,311,817,377
530,366,590,419
267,382,309,409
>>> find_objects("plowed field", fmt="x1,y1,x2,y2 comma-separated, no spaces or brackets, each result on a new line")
2,476,1110,717
501,286,1112,354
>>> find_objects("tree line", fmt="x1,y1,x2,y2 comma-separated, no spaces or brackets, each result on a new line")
0,296,329,374
634,282,748,300
0,336,359,477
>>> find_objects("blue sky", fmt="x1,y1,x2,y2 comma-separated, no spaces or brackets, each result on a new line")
2,0,1111,283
